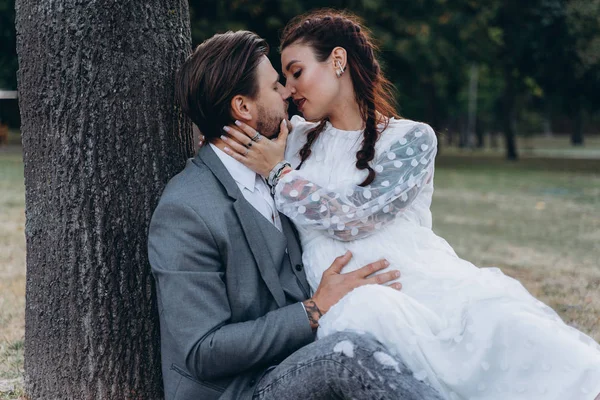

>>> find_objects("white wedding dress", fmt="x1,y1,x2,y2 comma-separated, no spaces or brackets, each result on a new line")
274,115,600,400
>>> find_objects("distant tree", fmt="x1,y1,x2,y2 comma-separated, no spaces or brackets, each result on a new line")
565,0,600,145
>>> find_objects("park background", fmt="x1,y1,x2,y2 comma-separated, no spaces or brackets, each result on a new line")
1,0,599,398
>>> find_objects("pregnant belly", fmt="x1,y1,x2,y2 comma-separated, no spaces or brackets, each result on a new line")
300,221,476,301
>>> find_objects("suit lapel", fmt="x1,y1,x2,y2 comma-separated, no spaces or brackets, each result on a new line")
197,145,287,308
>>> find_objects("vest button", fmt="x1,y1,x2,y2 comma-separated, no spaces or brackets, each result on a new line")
295,264,303,272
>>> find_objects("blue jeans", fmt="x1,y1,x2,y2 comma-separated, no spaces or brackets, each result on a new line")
253,332,443,400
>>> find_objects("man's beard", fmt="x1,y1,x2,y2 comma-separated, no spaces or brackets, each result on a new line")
256,104,286,139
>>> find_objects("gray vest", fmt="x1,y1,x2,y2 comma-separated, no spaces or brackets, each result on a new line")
248,202,310,303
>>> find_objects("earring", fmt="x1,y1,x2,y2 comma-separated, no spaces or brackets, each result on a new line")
336,60,345,78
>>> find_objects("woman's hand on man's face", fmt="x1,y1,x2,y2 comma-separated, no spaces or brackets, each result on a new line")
220,119,289,178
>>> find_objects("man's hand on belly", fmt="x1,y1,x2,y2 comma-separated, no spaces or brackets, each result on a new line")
303,251,402,330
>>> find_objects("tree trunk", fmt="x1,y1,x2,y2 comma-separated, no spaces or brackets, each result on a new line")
543,100,553,138
502,70,519,160
16,1,193,398
571,108,584,146
475,121,485,149
467,64,479,149
424,80,439,130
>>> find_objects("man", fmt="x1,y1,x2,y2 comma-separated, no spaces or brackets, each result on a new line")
148,30,443,400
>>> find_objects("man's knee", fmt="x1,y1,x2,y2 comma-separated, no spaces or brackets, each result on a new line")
318,330,386,356
283,330,403,375
319,331,414,376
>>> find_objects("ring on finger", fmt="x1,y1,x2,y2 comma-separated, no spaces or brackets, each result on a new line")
247,141,253,147
251,132,261,142
244,148,249,156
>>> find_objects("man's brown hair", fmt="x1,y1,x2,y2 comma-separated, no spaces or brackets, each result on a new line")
176,31,269,141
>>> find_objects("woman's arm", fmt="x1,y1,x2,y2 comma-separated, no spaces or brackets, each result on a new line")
274,122,437,241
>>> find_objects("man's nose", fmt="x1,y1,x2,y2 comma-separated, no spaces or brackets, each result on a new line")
281,85,292,99
284,81,296,95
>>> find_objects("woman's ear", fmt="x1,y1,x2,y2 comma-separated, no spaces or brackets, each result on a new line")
230,95,254,122
331,46,348,73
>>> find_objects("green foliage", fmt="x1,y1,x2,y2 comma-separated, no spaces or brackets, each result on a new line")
186,0,600,140
1,1,599,143
0,0,16,89
566,0,600,110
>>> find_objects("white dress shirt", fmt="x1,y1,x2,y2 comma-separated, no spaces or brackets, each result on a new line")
210,144,282,231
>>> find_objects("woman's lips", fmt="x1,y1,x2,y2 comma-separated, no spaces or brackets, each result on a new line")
294,98,306,111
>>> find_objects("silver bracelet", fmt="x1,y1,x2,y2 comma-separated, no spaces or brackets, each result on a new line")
270,169,290,193
268,160,289,184
268,160,291,189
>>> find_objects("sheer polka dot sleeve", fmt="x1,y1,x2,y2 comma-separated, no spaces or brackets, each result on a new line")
274,122,437,241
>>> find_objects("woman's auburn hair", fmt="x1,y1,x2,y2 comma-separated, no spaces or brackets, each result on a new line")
280,9,399,186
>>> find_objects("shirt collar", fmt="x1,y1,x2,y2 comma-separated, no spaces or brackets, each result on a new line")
210,143,257,192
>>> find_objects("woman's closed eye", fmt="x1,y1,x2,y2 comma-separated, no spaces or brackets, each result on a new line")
293,69,302,79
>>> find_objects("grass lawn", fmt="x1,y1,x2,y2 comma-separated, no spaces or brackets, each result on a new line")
0,147,26,399
432,158,600,341
0,138,599,397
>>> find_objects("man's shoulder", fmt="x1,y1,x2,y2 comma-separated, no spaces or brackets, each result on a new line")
159,155,223,209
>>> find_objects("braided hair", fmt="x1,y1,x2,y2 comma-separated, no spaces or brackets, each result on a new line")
280,9,398,186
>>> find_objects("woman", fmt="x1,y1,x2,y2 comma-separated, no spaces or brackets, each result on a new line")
221,9,600,400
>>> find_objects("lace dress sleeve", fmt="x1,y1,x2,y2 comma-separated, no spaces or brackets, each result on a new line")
274,122,437,241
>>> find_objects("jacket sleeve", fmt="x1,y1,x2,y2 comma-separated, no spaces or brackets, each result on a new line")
148,199,314,381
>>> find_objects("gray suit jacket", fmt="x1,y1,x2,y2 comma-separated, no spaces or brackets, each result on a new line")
148,145,315,400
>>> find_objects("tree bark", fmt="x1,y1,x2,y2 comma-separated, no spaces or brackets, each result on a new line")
16,1,193,398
